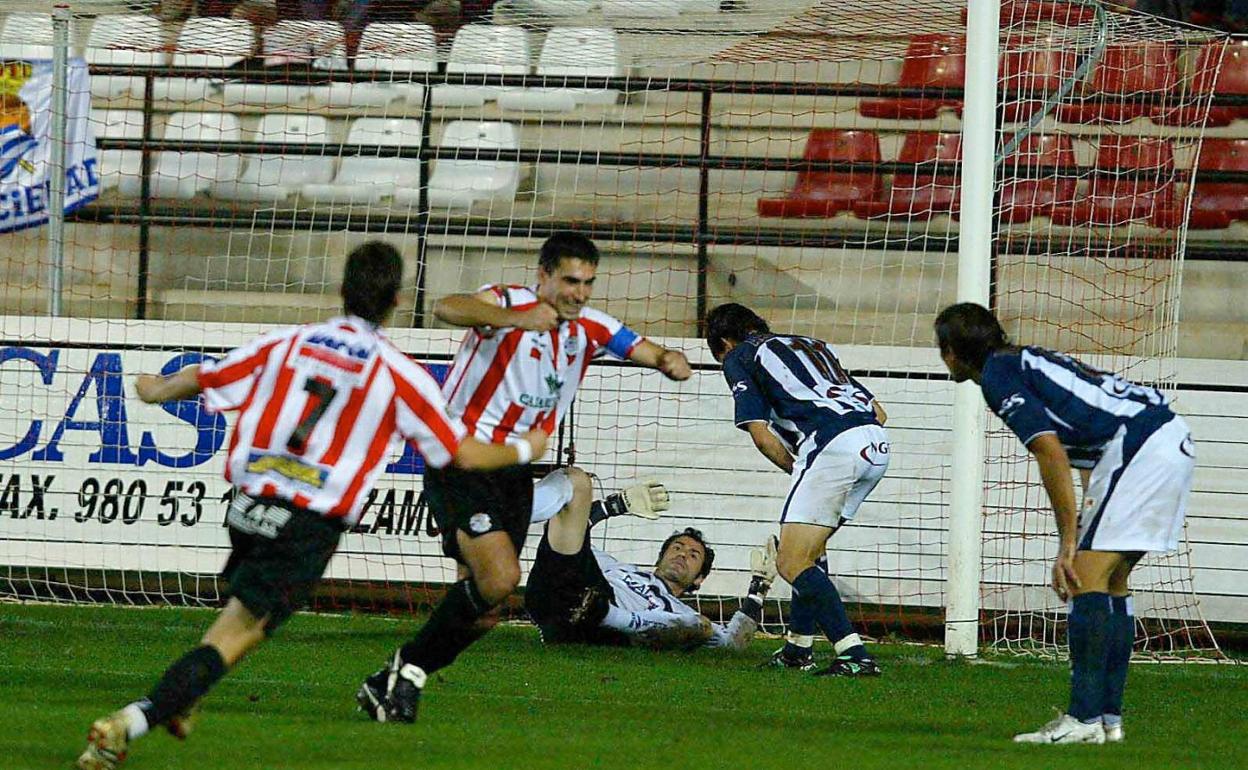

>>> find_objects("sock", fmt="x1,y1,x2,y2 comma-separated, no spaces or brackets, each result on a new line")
1067,592,1113,723
139,645,227,728
783,593,816,659
121,702,150,740
588,494,627,526
1104,594,1134,723
399,579,494,675
791,565,868,661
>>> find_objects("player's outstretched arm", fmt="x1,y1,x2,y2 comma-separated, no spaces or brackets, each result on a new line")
1027,433,1082,600
713,535,779,651
136,366,203,404
453,429,549,472
434,290,557,332
627,339,693,381
745,422,794,474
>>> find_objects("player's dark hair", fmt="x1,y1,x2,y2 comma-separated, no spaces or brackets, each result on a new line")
705,303,771,359
934,302,1009,372
342,241,402,325
657,527,715,592
539,231,600,273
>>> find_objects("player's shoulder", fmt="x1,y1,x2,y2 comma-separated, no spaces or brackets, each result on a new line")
725,333,770,364
576,304,623,327
479,283,538,309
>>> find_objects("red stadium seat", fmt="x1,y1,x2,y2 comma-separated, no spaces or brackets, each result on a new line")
1056,43,1178,125
859,35,964,121
1000,43,1078,123
998,133,1077,224
854,132,961,219
1188,139,1248,230
1156,40,1248,128
1052,136,1180,228
757,130,884,218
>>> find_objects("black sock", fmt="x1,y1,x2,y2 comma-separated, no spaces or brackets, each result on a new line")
140,645,227,727
399,579,494,675
1068,592,1112,722
588,495,627,527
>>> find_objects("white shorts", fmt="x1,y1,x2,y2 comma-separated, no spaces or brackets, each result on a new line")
781,424,889,528
1079,414,1195,554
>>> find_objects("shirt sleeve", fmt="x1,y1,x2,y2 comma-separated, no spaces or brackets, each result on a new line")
196,327,292,414
980,358,1055,447
389,357,466,470
703,611,757,651
579,307,643,360
722,348,769,428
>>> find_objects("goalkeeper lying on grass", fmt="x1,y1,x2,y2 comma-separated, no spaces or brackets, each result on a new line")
524,467,777,650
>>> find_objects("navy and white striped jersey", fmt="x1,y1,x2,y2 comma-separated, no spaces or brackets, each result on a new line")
721,332,878,453
980,346,1174,468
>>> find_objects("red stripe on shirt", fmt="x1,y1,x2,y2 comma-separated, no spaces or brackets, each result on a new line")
444,331,483,405
329,406,396,518
251,339,300,451
491,403,525,444
461,329,522,435
297,344,366,373
393,368,462,460
317,356,381,467
198,339,280,390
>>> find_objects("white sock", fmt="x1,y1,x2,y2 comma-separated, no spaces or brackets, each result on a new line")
122,702,150,740
1102,714,1122,728
785,632,814,649
833,633,863,655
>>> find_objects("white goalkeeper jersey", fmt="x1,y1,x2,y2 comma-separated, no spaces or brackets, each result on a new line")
593,549,755,650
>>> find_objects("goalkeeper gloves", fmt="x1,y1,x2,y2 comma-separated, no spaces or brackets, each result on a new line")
616,479,670,520
741,535,779,622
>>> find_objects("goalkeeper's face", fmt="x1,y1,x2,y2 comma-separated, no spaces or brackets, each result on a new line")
537,257,598,321
655,535,707,595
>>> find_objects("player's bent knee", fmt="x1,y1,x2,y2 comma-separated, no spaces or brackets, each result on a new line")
475,567,521,605
776,548,816,583
566,466,593,498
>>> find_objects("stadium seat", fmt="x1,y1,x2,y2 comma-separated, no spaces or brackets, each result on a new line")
1156,40,1248,128
999,43,1077,123
602,0,682,18
997,134,1077,224
301,117,421,204
152,18,254,103
90,109,145,191
757,130,883,218
421,121,521,209
0,13,52,60
497,27,622,112
859,35,964,121
316,22,436,108
118,112,242,199
223,21,347,107
85,15,165,100
531,0,596,15
433,24,530,107
1187,139,1248,230
212,115,334,202
854,132,961,220
1051,136,1180,228
1055,43,1178,125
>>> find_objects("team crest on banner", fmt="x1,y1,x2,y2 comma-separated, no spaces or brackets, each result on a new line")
0,58,99,233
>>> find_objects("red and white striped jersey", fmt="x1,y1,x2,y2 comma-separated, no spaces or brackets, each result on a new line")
197,316,465,525
441,284,644,442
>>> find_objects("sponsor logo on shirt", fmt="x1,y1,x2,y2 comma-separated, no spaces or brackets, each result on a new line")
998,393,1026,417
732,381,748,394
246,452,327,488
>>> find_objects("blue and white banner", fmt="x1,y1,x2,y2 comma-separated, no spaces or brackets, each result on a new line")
0,58,99,233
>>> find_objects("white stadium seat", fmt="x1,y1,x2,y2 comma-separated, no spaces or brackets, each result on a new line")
602,0,681,18
119,112,242,199
422,121,521,209
212,114,334,202
432,24,530,107
529,0,596,16
90,109,145,191
86,15,166,100
0,13,53,60
315,22,436,108
152,18,254,103
223,21,347,107
497,27,622,112
301,117,421,204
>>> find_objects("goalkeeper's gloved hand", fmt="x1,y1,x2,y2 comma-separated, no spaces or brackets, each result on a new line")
617,480,670,520
747,535,779,600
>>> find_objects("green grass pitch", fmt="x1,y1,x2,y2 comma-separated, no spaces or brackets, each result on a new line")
2,603,1243,770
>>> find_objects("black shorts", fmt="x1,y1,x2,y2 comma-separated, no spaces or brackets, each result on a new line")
221,496,343,634
422,463,534,562
524,530,629,646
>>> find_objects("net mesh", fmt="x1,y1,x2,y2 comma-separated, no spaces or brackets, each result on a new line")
0,0,1228,658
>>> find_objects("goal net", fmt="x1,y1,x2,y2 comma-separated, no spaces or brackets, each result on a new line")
0,0,1226,658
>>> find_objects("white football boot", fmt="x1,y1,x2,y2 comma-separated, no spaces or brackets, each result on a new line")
1012,713,1106,744
1103,720,1124,743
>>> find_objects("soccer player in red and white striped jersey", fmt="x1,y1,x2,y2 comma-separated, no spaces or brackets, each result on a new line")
359,232,692,724
78,243,546,770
